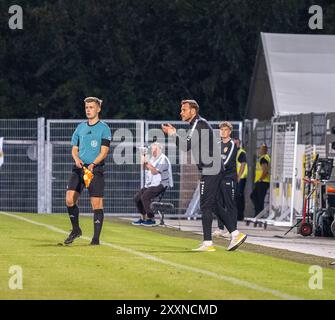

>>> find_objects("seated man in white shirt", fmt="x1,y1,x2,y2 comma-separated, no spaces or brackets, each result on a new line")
132,142,173,226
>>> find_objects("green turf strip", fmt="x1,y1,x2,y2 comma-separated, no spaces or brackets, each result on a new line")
0,213,334,300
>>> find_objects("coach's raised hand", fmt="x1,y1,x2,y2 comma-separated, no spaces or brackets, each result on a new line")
161,123,176,136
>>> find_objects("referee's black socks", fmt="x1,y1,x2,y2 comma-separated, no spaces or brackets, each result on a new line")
93,209,104,241
67,205,80,231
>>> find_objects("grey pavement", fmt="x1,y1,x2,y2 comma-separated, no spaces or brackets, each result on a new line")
128,217,335,259
170,219,335,259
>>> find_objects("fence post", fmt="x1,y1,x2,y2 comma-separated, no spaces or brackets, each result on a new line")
37,117,45,213
45,121,52,213
139,120,145,188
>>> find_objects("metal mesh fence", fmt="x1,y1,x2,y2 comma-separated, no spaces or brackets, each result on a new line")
260,114,330,226
243,120,273,217
145,121,242,217
0,118,242,215
146,121,197,216
0,119,42,213
46,120,143,214
255,122,272,154
275,113,326,146
3,115,332,220
269,122,298,226
244,115,328,221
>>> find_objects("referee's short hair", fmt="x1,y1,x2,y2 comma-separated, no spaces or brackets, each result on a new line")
181,99,199,114
84,96,103,107
219,121,233,131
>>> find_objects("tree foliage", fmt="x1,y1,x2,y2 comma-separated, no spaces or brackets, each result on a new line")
0,0,334,120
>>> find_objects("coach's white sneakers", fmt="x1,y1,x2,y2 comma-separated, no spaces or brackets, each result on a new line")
212,228,231,239
227,232,247,251
192,242,216,252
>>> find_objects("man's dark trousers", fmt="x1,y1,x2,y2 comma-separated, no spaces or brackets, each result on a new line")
200,174,222,241
236,178,246,221
216,176,238,233
250,181,269,217
134,185,165,219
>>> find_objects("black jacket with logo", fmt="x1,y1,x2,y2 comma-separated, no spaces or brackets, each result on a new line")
176,115,220,173
219,138,237,179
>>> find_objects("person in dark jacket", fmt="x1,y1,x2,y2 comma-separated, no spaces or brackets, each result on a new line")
214,122,247,250
162,100,246,251
213,137,248,238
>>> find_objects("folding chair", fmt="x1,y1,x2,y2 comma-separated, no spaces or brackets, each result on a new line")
150,186,174,226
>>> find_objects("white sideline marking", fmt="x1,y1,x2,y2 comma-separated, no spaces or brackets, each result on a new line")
1,211,303,300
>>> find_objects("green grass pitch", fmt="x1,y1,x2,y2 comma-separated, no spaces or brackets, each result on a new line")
0,212,334,300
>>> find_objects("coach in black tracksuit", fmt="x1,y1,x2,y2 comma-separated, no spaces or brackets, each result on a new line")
162,99,224,249
216,122,239,234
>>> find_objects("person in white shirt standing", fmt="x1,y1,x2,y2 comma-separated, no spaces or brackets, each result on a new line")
132,142,173,226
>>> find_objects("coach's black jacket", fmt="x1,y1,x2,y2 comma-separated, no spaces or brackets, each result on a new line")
175,115,221,174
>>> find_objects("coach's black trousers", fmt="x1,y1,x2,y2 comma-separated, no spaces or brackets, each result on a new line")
216,176,238,233
199,174,221,241
250,181,269,217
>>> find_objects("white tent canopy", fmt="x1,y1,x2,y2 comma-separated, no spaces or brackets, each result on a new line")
262,32,335,115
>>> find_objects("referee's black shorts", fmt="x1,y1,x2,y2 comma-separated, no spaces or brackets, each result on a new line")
67,165,105,198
